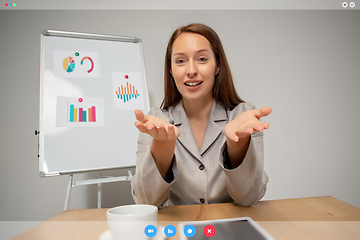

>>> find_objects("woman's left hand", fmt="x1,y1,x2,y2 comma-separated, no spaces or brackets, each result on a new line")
225,107,272,142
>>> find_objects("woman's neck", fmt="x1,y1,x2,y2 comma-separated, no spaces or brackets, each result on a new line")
182,96,213,121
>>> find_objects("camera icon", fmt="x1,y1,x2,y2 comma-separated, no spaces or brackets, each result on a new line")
145,225,157,238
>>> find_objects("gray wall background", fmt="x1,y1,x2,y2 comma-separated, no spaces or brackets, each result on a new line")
0,10,359,221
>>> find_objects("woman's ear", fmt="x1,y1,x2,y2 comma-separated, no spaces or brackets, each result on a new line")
215,66,220,75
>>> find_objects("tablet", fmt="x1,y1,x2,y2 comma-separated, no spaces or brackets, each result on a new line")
178,217,273,240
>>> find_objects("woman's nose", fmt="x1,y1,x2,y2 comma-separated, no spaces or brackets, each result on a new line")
186,60,198,78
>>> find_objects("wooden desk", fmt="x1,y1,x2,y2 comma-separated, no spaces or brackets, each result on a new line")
14,196,360,240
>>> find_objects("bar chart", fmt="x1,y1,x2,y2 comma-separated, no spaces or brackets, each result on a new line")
68,103,97,122
112,72,145,111
115,81,140,103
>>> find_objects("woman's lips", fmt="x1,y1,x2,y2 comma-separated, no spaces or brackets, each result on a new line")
184,81,203,91
185,81,203,87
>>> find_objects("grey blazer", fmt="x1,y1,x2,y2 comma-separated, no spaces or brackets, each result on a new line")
131,100,268,207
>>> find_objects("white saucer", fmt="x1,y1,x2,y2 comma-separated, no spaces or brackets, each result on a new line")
99,226,166,240
99,230,113,240
99,230,148,240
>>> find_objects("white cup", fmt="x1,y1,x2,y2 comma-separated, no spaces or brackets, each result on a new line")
106,204,158,240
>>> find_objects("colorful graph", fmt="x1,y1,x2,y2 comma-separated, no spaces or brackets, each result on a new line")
63,56,75,73
115,82,140,103
81,56,94,73
68,101,97,122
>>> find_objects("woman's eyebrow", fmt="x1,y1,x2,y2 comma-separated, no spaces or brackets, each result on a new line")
196,49,209,54
173,49,210,56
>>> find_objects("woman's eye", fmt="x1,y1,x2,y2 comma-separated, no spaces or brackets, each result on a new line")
198,57,208,63
175,59,185,64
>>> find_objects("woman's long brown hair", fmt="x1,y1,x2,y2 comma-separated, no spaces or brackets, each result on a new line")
160,23,244,110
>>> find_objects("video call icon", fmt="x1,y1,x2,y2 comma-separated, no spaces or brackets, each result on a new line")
146,223,217,238
144,225,157,238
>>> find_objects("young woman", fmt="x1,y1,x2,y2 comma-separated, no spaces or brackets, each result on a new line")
131,23,271,207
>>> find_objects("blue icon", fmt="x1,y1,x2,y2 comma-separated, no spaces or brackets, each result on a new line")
184,225,196,237
145,225,157,238
164,225,177,238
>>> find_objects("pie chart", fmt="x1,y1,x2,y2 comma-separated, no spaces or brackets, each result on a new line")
63,56,75,73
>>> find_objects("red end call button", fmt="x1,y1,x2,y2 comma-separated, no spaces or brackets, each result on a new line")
203,225,216,237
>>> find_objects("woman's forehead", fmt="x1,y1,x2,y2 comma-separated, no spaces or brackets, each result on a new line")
172,32,213,55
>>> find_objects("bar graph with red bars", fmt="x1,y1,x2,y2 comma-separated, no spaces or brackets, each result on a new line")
69,104,96,122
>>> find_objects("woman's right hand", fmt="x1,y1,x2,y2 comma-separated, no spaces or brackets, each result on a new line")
134,109,180,142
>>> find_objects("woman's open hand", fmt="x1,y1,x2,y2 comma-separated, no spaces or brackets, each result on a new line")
225,107,272,142
134,109,180,142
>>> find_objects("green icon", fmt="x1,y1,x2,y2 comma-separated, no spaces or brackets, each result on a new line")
13,3,17,7
75,52,79,56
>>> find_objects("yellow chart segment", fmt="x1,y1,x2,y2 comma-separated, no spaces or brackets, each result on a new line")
62,56,75,72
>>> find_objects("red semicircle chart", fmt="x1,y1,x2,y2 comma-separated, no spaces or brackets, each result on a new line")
81,56,94,73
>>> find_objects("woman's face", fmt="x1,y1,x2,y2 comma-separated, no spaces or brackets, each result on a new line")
171,32,219,104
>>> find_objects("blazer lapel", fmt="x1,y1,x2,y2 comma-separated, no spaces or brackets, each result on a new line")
200,101,228,156
169,101,203,162
169,100,228,161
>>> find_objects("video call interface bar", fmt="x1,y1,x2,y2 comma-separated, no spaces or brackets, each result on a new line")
0,0,358,10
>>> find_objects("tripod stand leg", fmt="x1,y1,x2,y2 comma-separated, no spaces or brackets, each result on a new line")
97,172,102,208
64,174,73,211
